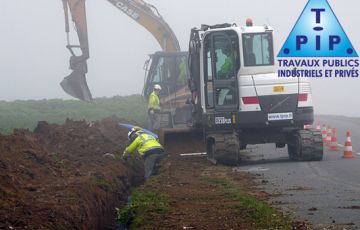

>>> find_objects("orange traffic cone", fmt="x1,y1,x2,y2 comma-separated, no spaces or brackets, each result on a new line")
321,124,327,142
325,126,332,146
343,131,355,158
316,122,321,131
328,128,340,151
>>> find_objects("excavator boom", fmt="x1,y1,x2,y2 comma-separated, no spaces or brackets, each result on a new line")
107,0,180,52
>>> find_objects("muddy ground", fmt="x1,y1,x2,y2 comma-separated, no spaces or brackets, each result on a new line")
127,152,311,230
0,116,144,230
1,117,309,230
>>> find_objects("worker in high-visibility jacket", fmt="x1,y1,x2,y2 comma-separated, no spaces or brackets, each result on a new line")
122,127,164,179
217,44,235,79
147,84,162,132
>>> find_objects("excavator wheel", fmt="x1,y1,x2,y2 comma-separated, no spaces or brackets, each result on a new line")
287,129,323,161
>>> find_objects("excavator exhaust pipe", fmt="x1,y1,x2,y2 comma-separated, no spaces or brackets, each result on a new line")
60,69,93,102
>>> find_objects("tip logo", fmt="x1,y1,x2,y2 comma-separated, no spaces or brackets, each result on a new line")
278,0,358,57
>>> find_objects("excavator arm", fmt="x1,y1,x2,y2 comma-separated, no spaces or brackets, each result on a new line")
61,0,180,101
61,0,92,101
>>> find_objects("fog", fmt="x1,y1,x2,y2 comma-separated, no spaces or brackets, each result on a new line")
0,0,359,116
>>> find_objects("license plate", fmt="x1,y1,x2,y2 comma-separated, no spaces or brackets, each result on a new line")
268,112,293,121
273,86,284,92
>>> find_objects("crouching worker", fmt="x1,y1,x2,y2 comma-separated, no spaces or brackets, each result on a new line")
122,127,165,179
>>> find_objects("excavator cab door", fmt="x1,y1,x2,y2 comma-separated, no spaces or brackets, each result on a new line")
204,31,240,112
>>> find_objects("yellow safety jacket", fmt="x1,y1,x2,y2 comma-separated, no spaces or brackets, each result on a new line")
218,56,234,78
123,131,163,157
147,91,160,110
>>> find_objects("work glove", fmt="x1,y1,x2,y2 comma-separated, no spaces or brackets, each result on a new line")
149,109,155,115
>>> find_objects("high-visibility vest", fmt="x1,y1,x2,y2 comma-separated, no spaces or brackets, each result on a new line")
147,91,160,110
123,132,163,157
218,55,234,78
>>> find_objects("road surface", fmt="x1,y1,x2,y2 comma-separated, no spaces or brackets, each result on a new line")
234,115,360,229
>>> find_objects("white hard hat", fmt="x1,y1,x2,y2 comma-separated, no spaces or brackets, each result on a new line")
154,84,162,90
127,127,141,140
127,128,136,140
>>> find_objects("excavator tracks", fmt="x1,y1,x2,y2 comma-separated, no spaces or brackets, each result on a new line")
206,133,240,165
205,129,323,165
288,129,323,161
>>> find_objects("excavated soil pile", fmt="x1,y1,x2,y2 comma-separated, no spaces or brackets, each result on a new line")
0,116,143,230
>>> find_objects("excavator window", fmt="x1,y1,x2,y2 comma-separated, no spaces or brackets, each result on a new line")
149,56,176,96
214,36,236,80
175,56,188,89
205,48,214,108
242,32,274,66
151,57,164,83
146,53,189,99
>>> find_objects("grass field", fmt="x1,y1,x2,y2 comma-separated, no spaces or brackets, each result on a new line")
1,100,358,135
0,95,147,134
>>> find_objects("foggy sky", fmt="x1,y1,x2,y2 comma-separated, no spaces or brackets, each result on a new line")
0,0,359,116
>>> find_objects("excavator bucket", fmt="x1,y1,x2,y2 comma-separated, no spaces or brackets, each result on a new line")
60,69,93,102
159,128,205,154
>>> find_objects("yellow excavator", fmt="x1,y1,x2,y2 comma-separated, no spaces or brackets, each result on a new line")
61,0,192,128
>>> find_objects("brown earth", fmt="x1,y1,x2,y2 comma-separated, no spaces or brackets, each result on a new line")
1,116,309,230
142,154,257,229
130,154,309,229
0,116,143,230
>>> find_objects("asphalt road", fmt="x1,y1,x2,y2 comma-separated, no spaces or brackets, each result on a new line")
234,116,360,229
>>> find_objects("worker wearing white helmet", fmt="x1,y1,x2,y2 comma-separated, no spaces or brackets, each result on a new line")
123,127,164,179
147,84,162,132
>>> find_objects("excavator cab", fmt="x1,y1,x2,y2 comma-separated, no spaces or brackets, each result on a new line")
142,51,192,128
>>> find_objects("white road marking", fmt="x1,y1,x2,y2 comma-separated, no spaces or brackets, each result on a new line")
180,152,206,156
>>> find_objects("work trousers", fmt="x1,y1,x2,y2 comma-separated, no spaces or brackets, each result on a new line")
143,148,164,179
148,112,161,132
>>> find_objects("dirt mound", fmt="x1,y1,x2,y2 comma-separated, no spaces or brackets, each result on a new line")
0,116,143,230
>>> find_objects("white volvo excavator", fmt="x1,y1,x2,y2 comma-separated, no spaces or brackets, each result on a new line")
186,21,323,164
